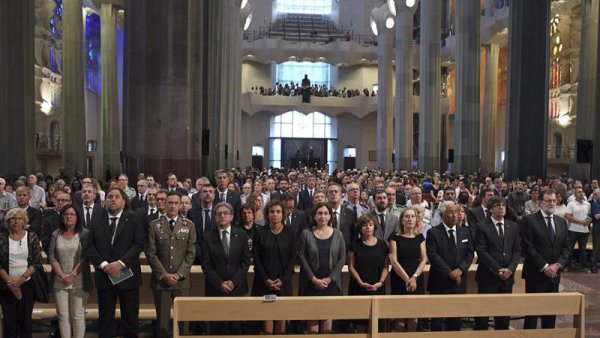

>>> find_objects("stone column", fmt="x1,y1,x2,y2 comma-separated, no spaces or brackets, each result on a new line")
481,44,499,173
453,0,480,173
505,0,550,180
0,0,35,176
62,0,87,174
574,0,599,179
98,1,121,177
418,0,442,172
394,2,418,171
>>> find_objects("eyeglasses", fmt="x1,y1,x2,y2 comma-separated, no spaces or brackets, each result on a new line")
8,217,25,222
216,211,231,217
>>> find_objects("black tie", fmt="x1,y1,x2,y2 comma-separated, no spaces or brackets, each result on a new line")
448,229,457,259
496,222,504,243
286,215,292,227
332,211,338,229
220,193,226,202
379,214,386,234
309,190,313,199
169,219,175,232
353,205,357,214
85,207,92,227
109,217,118,238
222,230,229,256
149,208,156,216
546,216,556,242
204,209,211,231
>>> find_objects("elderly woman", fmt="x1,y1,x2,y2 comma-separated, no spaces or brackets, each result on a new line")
298,202,346,334
49,205,92,338
252,200,297,334
0,208,42,338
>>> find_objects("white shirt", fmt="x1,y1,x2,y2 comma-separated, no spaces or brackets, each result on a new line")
9,232,28,279
443,223,457,246
566,199,591,233
490,217,505,237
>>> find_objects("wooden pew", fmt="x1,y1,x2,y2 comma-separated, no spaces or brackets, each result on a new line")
173,293,585,338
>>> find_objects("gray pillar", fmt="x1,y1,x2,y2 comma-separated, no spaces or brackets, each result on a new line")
394,4,417,171
482,44,499,173
123,0,203,180
574,0,599,179
593,2,600,178
453,0,480,173
62,0,87,174
0,0,35,176
505,1,550,180
98,2,121,177
418,0,442,172
375,11,394,170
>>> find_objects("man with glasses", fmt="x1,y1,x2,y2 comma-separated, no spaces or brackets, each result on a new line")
473,196,521,330
200,202,250,334
130,179,149,211
521,189,569,329
345,183,368,217
41,190,72,252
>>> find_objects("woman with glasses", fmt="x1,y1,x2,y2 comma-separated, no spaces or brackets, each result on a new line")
49,204,92,338
0,208,42,338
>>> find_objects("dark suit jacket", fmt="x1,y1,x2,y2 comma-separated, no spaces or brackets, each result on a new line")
334,207,357,246
426,224,474,293
265,191,281,202
130,194,148,211
187,206,216,264
84,210,145,290
76,203,103,229
167,187,189,197
474,218,521,286
201,226,250,296
286,209,308,237
26,206,43,239
298,189,315,212
521,211,569,282
467,206,487,228
41,211,60,254
136,206,161,239
72,191,101,210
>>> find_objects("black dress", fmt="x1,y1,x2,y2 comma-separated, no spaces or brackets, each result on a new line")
389,233,425,295
251,226,297,296
303,236,340,296
348,238,388,295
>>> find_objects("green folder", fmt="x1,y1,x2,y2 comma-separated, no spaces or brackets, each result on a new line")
109,267,134,285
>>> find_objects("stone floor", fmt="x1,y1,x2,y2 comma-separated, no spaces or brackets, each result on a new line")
28,271,600,337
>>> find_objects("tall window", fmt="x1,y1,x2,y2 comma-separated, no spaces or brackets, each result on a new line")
276,0,332,15
276,62,330,86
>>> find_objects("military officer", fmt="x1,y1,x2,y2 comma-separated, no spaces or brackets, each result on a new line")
146,191,197,338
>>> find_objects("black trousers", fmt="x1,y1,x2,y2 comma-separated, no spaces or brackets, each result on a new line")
0,281,34,338
474,281,513,330
429,287,463,331
97,287,140,338
523,278,560,329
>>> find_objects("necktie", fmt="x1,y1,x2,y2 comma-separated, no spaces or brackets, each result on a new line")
204,209,211,231
483,209,488,219
286,215,292,227
353,205,357,214
546,216,556,242
109,217,118,242
220,193,226,202
222,230,229,256
378,214,386,234
496,222,504,241
149,208,156,216
332,211,338,229
309,190,313,199
448,229,457,258
85,207,91,226
169,219,175,232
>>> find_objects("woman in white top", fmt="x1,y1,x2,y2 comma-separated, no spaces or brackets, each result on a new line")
49,205,92,338
0,208,42,338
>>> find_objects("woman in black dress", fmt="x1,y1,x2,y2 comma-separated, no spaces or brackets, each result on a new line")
252,200,297,334
389,208,427,332
239,203,259,263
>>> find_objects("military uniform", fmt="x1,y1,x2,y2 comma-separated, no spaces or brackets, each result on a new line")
146,215,196,338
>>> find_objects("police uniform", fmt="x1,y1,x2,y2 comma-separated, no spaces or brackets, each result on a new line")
146,215,196,338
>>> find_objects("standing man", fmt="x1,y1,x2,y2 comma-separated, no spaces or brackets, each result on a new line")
346,183,368,217
165,173,188,196
369,190,398,241
215,170,241,220
426,201,474,331
521,189,570,329
27,174,46,210
201,202,250,334
130,179,149,211
507,181,528,222
282,192,308,236
40,190,72,252
591,189,600,273
327,182,357,245
0,178,17,226
85,187,145,338
15,187,43,238
118,174,136,200
298,175,317,212
474,196,521,330
146,192,196,338
77,185,103,229
564,186,592,272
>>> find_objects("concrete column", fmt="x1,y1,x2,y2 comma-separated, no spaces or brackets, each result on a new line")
98,2,121,177
481,44,499,173
453,0,480,173
62,0,87,174
573,0,599,179
0,0,35,176
418,0,442,172
505,0,550,180
394,3,418,171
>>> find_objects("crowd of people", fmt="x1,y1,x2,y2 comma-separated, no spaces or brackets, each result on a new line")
250,82,376,98
0,166,598,336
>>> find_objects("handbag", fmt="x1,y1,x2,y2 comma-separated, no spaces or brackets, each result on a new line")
32,264,50,303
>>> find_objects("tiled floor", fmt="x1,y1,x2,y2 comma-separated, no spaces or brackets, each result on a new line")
29,272,599,337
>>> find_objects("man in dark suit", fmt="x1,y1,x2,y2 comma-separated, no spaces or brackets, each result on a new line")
493,178,508,198
474,196,521,330
15,187,43,238
72,177,101,210
40,190,72,253
426,201,474,331
263,178,281,203
76,185,103,229
467,187,494,230
138,189,167,239
327,182,357,245
200,202,250,334
282,192,308,236
298,175,317,212
130,179,149,211
215,170,241,222
521,189,570,329
191,185,217,264
165,173,188,196
84,187,145,338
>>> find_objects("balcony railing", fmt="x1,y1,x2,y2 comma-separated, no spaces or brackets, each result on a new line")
36,135,61,155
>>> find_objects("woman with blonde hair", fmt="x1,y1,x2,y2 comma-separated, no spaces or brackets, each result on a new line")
246,192,265,226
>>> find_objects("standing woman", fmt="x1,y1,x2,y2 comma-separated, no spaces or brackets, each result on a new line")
0,208,42,338
388,208,427,332
298,202,346,334
49,205,92,338
247,193,266,226
239,204,259,263
252,201,297,334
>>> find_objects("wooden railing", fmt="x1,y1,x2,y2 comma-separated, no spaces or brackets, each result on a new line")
173,293,585,338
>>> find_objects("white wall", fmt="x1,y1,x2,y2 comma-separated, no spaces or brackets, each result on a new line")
240,111,272,167
336,65,378,91
242,61,274,92
337,0,380,36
